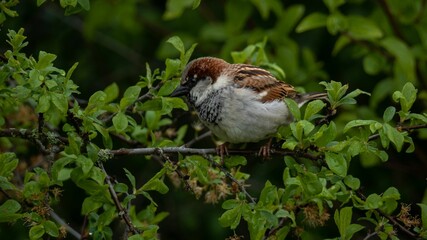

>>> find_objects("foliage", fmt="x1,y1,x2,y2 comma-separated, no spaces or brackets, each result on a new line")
0,0,427,240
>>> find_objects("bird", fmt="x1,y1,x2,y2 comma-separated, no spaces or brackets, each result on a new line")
171,57,328,158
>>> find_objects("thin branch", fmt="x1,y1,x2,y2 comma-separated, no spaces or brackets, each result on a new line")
182,131,212,147
153,149,194,193
50,210,82,239
363,231,378,240
368,124,427,141
99,162,140,236
108,146,320,160
378,0,406,41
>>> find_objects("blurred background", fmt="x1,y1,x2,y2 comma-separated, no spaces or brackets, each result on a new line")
1,0,426,239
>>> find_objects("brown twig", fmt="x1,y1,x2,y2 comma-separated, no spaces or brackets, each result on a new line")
378,0,406,41
50,210,82,239
99,162,140,236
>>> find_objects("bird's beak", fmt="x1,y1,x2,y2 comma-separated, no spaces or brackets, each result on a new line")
170,85,189,97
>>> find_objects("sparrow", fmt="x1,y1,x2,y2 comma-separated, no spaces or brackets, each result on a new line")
171,57,328,157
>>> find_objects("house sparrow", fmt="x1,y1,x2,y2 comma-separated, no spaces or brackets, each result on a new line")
171,57,328,157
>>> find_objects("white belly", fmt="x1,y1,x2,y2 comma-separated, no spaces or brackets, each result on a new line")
201,88,292,143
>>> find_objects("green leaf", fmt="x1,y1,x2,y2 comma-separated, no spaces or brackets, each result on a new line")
112,112,129,133
343,175,360,190
76,155,93,175
114,183,128,193
81,196,103,214
383,106,396,123
304,100,326,120
124,168,136,191
347,16,383,40
36,51,57,70
0,199,21,222
381,38,416,85
343,120,377,133
36,94,51,113
296,13,327,33
167,36,185,55
164,58,181,81
78,0,90,10
382,123,404,152
0,153,18,178
120,86,141,109
0,176,16,190
29,224,45,240
323,0,345,12
417,203,427,229
218,205,242,229
345,224,365,240
325,152,347,177
158,78,180,96
299,171,322,196
51,92,68,114
43,220,59,237
392,82,417,113
364,193,383,209
334,207,352,240
225,155,247,168
86,91,106,113
104,83,119,103
140,179,169,194
258,181,278,206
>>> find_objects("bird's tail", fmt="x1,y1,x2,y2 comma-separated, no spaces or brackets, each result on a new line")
295,92,328,107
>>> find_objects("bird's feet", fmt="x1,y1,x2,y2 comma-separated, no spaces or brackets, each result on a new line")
258,139,272,159
216,143,229,164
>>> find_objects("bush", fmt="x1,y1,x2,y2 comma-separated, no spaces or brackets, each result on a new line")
0,0,427,239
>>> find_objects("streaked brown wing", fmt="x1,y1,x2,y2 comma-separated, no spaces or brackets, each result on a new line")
230,64,296,102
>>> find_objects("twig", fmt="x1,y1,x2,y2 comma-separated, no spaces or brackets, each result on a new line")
363,231,378,240
377,0,406,42
50,210,82,239
368,124,427,141
182,131,212,147
108,146,320,160
153,149,194,193
99,162,140,235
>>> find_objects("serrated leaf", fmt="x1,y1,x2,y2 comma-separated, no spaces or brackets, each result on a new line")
51,92,68,114
164,58,181,81
334,207,352,239
299,171,322,196
158,78,180,96
167,36,185,55
0,153,18,178
36,51,57,70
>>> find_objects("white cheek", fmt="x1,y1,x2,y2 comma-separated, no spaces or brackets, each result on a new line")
212,75,232,90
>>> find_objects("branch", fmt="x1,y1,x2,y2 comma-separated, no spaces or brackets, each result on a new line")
378,0,406,42
368,124,427,141
108,147,320,160
99,162,140,236
50,210,82,239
